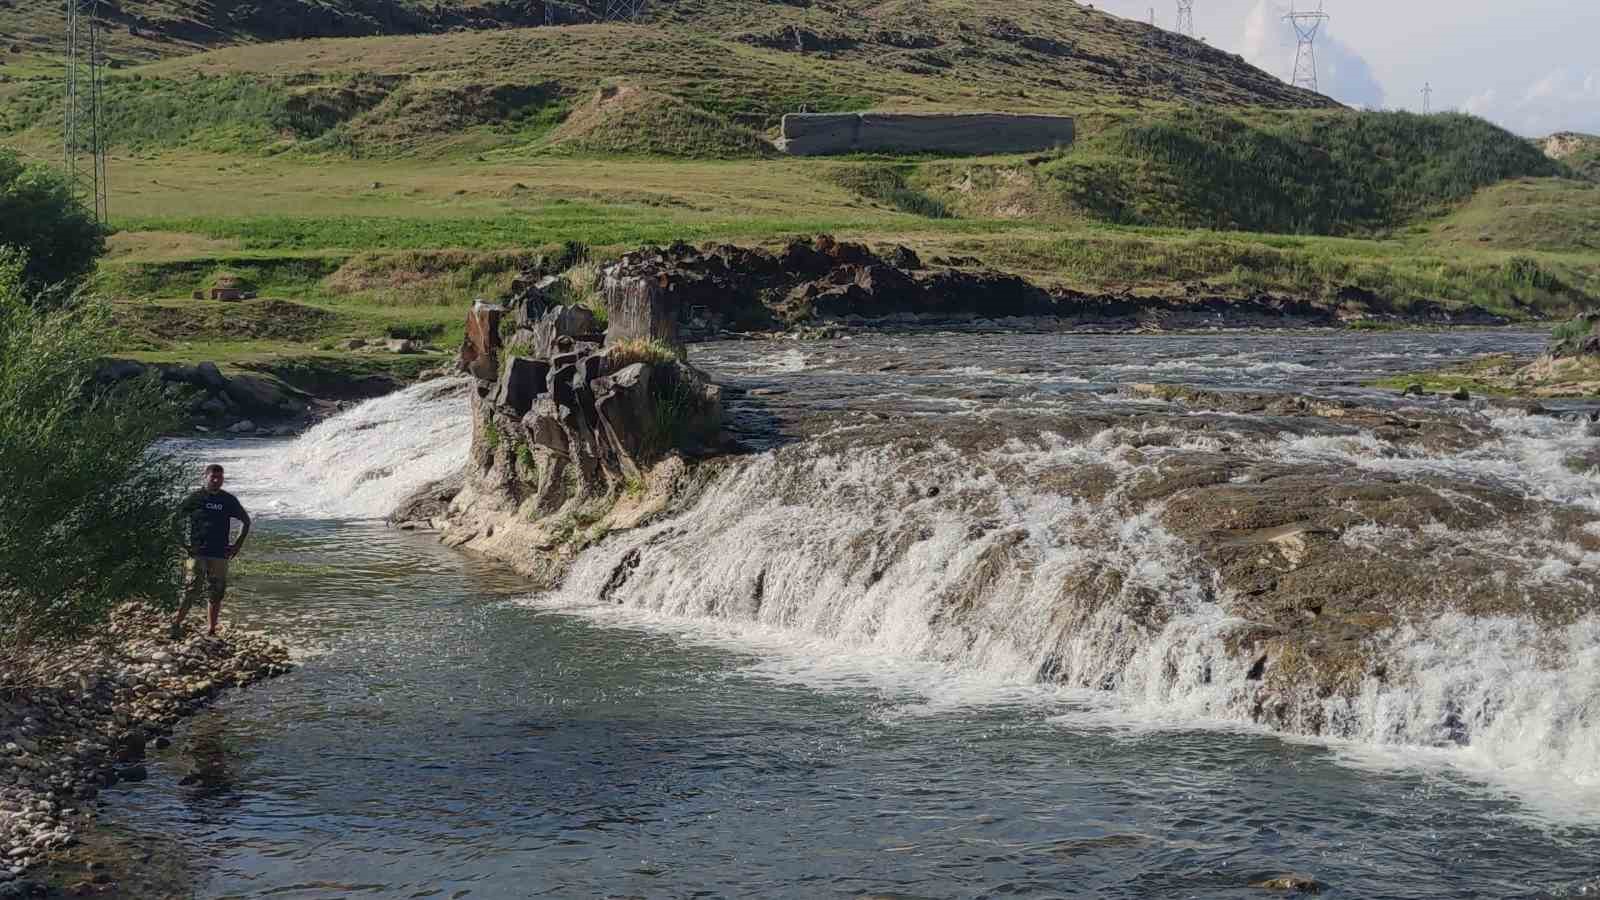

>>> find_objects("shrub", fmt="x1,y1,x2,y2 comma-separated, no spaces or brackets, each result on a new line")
1551,316,1596,343
0,249,188,646
605,337,680,368
0,149,105,295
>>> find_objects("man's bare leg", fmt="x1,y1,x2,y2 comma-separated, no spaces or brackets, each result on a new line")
208,597,222,636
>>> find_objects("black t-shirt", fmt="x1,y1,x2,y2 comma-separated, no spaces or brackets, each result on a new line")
181,489,247,558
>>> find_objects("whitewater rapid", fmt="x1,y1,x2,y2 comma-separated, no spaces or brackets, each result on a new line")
181,377,473,519
186,339,1600,823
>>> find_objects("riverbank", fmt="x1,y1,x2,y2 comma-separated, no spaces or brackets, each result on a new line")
0,605,291,895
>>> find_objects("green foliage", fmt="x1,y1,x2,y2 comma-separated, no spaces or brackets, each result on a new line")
0,250,188,645
1504,255,1560,291
605,337,680,368
0,149,105,295
1552,316,1597,343
825,165,951,219
645,375,699,458
516,443,537,481
1045,110,1563,234
481,414,501,452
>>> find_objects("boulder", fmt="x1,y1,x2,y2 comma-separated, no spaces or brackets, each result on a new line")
526,305,601,357
495,356,551,417
195,362,227,391
95,359,146,383
887,245,923,270
460,301,504,383
388,470,465,527
223,374,290,413
385,338,420,354
523,396,571,456
227,420,257,434
593,362,724,478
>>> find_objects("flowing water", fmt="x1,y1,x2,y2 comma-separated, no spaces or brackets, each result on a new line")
110,330,1600,898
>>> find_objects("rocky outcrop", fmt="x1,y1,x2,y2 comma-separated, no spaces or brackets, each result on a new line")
592,236,1507,341
0,605,290,889
92,360,316,437
414,295,723,580
778,112,1075,156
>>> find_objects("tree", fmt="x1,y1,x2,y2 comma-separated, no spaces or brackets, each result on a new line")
0,149,105,297
0,249,188,645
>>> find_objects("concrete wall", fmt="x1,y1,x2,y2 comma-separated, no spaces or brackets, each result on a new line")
779,112,1075,156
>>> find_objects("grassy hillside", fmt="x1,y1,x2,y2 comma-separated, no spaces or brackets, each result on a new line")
2,1,1333,159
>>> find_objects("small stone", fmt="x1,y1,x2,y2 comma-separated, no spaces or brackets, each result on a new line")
1250,874,1323,893
227,420,257,434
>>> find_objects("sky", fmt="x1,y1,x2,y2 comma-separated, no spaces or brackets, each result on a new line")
1093,0,1600,136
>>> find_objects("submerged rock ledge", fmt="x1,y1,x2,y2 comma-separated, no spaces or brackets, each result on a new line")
0,605,291,890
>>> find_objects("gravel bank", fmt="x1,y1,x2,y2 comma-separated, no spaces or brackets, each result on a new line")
0,604,291,895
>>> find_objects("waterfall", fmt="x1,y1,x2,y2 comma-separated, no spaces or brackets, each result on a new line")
532,416,1600,804
213,378,473,519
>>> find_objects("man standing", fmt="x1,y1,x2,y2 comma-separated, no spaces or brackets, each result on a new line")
174,463,251,638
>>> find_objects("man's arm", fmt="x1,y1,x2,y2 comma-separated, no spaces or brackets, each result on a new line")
177,492,202,557
228,498,251,558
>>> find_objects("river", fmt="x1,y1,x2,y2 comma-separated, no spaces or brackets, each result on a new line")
111,329,1600,898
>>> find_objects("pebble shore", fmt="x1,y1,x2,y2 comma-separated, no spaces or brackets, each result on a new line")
0,604,291,894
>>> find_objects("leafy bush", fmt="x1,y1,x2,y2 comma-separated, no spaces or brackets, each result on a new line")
0,250,188,645
0,149,105,295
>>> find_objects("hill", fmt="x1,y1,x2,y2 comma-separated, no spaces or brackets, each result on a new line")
1,0,1333,159
1541,132,1600,182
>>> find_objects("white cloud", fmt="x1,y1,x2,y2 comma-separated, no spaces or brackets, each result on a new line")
1090,0,1600,136
1240,0,1385,108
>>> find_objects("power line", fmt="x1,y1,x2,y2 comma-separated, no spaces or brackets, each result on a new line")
1175,0,1195,38
1284,0,1329,93
603,0,647,22
64,0,108,223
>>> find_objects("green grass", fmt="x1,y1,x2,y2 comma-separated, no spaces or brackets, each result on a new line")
1421,178,1600,253
1553,315,1597,343
824,164,950,219
1039,109,1563,235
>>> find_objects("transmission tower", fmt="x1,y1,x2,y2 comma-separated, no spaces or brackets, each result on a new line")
603,0,646,21
1175,0,1195,38
1284,1,1329,93
64,0,109,223
1422,82,1433,114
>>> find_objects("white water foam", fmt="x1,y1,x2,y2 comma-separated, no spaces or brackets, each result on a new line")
521,419,1600,822
214,378,472,519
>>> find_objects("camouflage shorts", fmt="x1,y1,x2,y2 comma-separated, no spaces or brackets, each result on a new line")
184,556,230,603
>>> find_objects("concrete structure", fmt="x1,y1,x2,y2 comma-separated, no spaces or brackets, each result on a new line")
778,112,1075,157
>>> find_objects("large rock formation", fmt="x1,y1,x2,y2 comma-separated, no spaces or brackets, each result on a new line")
410,290,723,580
592,236,1507,341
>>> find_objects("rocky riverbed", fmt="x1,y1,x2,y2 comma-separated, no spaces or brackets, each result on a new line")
0,605,290,895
